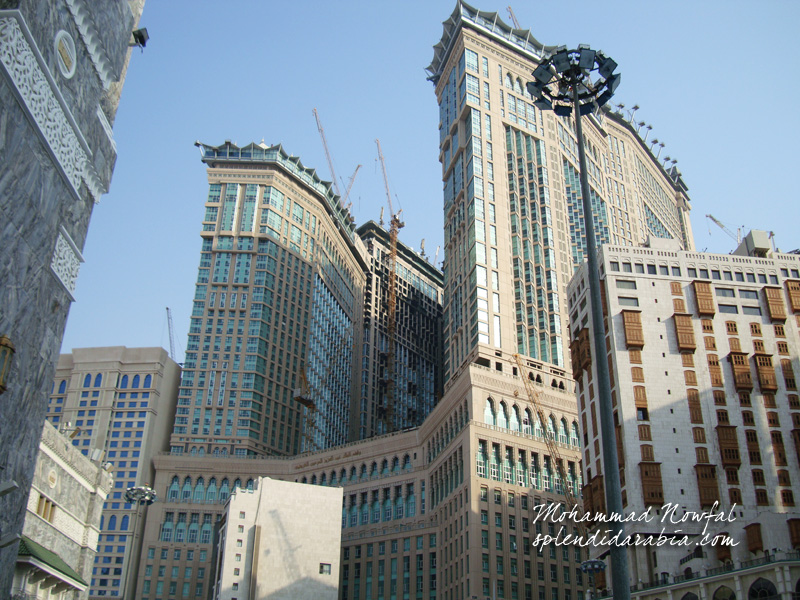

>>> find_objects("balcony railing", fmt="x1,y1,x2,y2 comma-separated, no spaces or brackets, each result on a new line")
599,550,800,599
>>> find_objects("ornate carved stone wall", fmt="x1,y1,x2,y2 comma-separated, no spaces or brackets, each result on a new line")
0,2,140,593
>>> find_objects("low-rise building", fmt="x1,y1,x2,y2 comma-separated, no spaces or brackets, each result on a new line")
212,477,342,600
12,421,112,600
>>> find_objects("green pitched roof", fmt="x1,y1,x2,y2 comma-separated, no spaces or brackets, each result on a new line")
17,536,87,586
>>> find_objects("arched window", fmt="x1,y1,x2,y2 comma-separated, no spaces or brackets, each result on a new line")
310,474,318,485
320,473,327,485
181,477,192,502
160,516,173,542
175,516,186,542
200,521,212,544
132,375,140,389
194,478,205,503
120,515,129,531
94,374,102,387
246,479,254,491
301,476,308,484
167,476,179,502
381,460,389,475
340,469,347,483
548,415,557,439
484,398,496,425
392,457,400,472
330,471,337,486
510,405,521,432
83,374,92,388
560,418,569,444
523,409,533,435
206,478,217,504
219,479,230,503
100,515,105,530
108,515,117,531
233,478,242,490
350,466,357,481
120,375,128,389
497,402,509,429
188,515,199,543
198,447,205,456
143,374,152,388
680,595,699,600
748,578,777,599
58,380,66,394
712,586,736,600
571,421,580,446
403,454,411,470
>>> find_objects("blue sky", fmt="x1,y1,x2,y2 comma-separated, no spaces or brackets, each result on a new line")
61,0,800,360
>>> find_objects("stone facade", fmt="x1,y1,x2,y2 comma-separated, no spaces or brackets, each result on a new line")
0,1,142,593
568,235,800,597
13,420,113,600
136,348,589,600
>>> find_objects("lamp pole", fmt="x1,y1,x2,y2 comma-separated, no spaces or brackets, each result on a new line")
121,484,157,600
527,46,630,600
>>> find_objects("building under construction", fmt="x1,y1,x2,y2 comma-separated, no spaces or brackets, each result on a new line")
356,221,444,440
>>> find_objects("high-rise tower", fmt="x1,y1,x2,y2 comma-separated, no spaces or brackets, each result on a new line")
171,142,367,456
426,1,694,381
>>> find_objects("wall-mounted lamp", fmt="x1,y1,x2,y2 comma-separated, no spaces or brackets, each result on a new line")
130,28,149,49
0,335,15,395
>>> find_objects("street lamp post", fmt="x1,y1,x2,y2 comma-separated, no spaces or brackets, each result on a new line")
527,46,630,600
121,484,157,600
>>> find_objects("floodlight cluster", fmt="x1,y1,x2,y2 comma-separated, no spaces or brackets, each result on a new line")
526,45,620,117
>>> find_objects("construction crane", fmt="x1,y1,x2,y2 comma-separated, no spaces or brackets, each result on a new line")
506,5,521,28
706,214,742,245
313,108,341,199
166,307,176,360
293,364,333,453
512,354,584,530
376,139,404,434
341,164,362,207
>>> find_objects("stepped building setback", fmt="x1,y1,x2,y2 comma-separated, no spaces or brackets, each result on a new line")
568,233,800,598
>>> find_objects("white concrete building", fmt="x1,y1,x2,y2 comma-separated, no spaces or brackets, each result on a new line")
568,233,800,599
212,477,342,600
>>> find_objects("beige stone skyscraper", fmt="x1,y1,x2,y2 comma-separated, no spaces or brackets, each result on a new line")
426,2,693,380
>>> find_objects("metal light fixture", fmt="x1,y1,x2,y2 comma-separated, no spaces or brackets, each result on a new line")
528,46,631,600
0,335,15,395
121,484,157,600
131,28,149,48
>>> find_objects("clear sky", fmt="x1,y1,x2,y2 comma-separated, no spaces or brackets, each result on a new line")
60,0,800,361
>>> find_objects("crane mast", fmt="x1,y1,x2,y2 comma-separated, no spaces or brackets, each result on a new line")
705,213,742,244
376,139,404,433
313,108,342,199
166,307,176,360
506,5,521,28
512,354,585,536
